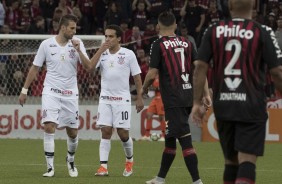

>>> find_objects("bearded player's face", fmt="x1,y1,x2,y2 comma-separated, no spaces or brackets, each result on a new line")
63,21,77,40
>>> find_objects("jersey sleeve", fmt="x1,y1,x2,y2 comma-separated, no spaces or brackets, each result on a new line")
130,50,141,76
96,51,106,69
261,25,282,69
78,39,89,63
149,39,161,69
196,26,213,63
33,40,47,67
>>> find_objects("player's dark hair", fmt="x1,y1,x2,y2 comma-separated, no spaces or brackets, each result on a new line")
59,14,78,29
158,11,176,27
105,24,122,38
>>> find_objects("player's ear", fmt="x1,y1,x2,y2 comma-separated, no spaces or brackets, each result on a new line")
156,24,160,30
174,23,177,31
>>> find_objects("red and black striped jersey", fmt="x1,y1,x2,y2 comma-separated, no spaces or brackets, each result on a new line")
197,18,282,122
149,36,197,109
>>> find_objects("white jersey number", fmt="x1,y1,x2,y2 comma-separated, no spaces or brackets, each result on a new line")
224,39,241,75
224,39,242,91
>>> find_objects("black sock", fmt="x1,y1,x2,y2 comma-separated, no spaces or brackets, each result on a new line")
224,164,238,184
178,136,200,182
157,137,176,178
236,162,256,184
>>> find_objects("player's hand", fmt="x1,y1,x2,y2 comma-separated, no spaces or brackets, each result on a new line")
99,41,111,53
19,93,27,107
141,87,148,96
141,87,149,99
71,39,81,52
135,96,144,113
190,103,206,127
202,95,212,111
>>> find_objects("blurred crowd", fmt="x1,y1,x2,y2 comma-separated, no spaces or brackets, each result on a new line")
0,0,282,100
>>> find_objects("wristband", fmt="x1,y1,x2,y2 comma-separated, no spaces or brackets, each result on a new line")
21,87,28,95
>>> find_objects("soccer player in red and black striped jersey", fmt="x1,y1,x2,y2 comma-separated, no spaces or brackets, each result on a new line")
142,11,210,184
192,0,282,183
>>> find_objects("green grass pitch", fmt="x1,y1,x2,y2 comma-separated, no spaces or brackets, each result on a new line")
0,139,281,184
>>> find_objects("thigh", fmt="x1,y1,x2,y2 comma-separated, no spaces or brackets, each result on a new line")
235,121,266,156
216,121,237,160
41,95,60,125
59,98,79,129
147,99,157,114
97,103,113,127
165,107,191,138
112,104,131,129
155,98,165,116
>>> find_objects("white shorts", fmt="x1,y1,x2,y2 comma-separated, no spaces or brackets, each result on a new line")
42,94,79,129
97,103,131,129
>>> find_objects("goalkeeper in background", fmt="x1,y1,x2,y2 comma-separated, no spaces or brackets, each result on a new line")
19,14,89,178
140,75,166,141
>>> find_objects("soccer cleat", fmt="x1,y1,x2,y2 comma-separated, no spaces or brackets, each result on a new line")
145,176,165,184
123,161,134,177
43,168,54,177
140,136,150,141
66,157,78,177
95,166,109,176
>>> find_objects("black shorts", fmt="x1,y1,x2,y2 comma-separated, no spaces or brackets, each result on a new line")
165,107,191,138
216,120,266,159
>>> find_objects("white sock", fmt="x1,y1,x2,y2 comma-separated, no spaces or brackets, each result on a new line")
99,139,111,168
122,137,133,162
67,136,78,162
44,132,55,170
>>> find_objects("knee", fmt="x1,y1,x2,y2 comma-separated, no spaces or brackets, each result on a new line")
101,127,113,139
117,129,129,142
66,128,78,139
238,152,257,164
44,122,56,134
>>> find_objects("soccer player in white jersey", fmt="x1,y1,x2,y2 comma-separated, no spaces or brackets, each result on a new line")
72,24,144,177
19,14,89,178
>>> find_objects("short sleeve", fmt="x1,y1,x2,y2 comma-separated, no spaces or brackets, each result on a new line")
261,26,282,69
33,40,46,67
149,39,161,69
196,26,213,63
78,39,89,63
129,50,141,76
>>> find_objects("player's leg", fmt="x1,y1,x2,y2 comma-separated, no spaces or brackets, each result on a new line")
114,104,134,177
61,98,79,177
146,137,176,184
235,121,266,184
95,104,113,176
156,99,165,141
117,128,134,177
41,95,60,177
176,107,201,183
217,120,239,184
43,122,56,177
141,111,153,140
142,99,156,140
65,127,78,177
146,108,177,184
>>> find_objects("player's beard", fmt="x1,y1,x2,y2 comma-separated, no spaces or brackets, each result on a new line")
64,33,73,40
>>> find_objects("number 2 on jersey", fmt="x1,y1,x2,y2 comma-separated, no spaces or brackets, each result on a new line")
224,39,241,75
224,39,242,90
